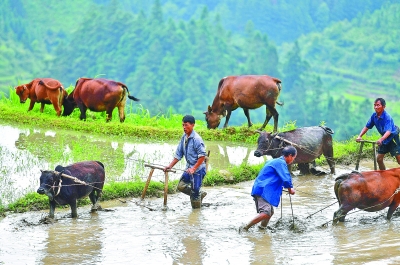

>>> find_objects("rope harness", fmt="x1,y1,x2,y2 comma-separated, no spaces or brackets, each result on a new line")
45,170,104,198
259,133,336,173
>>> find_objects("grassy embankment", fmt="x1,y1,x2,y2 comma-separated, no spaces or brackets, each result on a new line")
0,90,380,214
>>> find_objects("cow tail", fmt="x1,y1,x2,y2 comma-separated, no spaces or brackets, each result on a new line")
273,79,283,106
39,79,62,90
276,80,282,91
124,86,140,101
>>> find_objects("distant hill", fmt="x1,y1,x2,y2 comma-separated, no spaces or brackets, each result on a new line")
292,2,400,104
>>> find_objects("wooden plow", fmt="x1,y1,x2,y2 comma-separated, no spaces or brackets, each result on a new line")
355,140,377,170
140,151,210,209
141,163,176,209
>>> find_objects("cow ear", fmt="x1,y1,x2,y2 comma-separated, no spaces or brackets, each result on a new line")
208,105,212,113
255,130,262,134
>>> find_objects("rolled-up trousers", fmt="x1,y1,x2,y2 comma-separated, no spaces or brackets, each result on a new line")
177,168,206,201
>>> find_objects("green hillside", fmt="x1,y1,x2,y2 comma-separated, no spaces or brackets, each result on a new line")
294,2,400,102
1,0,399,141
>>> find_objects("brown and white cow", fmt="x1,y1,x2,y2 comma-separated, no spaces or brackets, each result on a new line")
62,78,140,122
15,78,67,116
204,75,282,131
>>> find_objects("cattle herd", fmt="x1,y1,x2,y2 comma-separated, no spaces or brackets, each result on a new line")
15,77,140,122
14,75,400,222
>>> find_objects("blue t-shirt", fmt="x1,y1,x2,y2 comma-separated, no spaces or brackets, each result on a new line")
174,130,206,172
251,156,293,207
366,110,398,145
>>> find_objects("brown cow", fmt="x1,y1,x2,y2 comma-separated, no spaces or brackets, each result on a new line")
62,78,140,122
204,75,282,131
15,78,67,116
333,169,400,223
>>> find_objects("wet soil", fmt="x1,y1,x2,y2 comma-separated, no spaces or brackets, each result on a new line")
1,161,400,265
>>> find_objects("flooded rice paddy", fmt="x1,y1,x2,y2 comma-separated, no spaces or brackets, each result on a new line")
1,122,400,264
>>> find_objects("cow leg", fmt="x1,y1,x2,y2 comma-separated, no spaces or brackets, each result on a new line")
49,200,56,219
323,146,335,174
333,205,350,224
89,190,102,211
40,102,45,113
70,200,78,218
28,100,36,111
298,163,311,175
223,110,232,128
117,106,125,123
242,108,253,127
78,104,87,120
271,107,279,133
50,99,62,116
260,105,278,132
386,202,399,220
106,107,114,122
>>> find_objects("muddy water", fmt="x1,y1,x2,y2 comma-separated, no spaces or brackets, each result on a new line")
1,122,400,264
0,122,264,205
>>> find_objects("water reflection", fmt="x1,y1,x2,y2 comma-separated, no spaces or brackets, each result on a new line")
0,122,264,205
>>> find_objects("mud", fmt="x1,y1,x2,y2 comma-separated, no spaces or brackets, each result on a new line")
1,122,400,264
1,161,400,264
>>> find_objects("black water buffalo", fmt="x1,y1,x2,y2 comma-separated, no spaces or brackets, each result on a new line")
333,169,400,223
37,161,105,218
254,126,335,175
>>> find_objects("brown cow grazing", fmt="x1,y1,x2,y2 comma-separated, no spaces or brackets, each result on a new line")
62,78,140,122
333,168,400,223
15,78,67,116
204,75,282,131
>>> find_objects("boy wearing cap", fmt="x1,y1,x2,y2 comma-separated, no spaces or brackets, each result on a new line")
164,115,207,208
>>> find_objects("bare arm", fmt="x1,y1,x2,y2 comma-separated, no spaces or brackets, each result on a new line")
164,158,179,172
377,131,392,146
356,127,369,142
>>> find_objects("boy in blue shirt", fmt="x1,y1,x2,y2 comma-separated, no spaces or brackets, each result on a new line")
356,98,400,170
240,145,297,232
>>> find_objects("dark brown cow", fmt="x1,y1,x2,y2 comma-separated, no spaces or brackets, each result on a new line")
15,78,67,116
37,161,105,218
62,78,140,122
204,75,282,131
333,169,400,223
254,126,335,175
